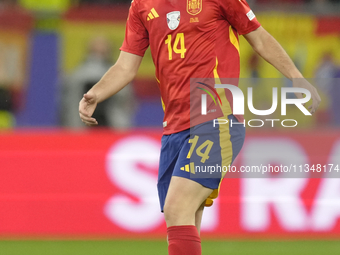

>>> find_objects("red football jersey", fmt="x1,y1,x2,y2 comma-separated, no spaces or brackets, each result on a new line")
121,0,261,134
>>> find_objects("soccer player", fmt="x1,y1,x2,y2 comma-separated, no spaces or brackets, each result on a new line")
79,0,321,254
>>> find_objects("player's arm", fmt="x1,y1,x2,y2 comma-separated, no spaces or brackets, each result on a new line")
79,51,142,126
243,26,321,114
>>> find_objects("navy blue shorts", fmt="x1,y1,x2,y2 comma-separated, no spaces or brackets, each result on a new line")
157,115,245,212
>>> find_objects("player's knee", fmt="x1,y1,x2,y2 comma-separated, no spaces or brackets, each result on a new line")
163,202,179,223
163,202,194,226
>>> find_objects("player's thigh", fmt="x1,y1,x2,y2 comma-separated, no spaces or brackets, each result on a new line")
158,131,190,212
164,176,212,226
163,121,220,225
195,202,205,233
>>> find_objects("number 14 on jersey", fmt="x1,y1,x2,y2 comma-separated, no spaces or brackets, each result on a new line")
165,33,186,60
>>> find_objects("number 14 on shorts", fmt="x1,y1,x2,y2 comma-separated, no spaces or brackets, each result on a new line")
187,135,214,163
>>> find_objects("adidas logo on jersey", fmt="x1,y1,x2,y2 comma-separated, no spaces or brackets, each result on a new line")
147,8,159,21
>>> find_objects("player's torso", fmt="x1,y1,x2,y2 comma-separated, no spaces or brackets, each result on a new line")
135,0,237,134
137,0,225,81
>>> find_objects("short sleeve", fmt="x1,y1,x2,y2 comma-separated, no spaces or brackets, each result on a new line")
120,0,149,57
219,0,261,35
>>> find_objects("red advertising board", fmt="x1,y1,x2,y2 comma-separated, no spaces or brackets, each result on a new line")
0,129,340,238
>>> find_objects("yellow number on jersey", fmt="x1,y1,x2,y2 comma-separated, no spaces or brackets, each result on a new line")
173,33,186,58
165,33,186,60
165,35,173,60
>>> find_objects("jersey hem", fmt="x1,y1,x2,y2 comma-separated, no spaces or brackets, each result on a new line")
120,47,145,57
162,113,244,135
238,23,261,35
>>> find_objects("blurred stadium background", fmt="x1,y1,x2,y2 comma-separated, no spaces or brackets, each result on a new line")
0,0,340,254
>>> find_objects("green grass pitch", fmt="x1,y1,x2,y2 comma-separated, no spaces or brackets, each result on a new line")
0,239,339,255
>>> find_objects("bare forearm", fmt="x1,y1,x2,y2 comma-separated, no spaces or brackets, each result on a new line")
86,51,143,103
245,27,303,80
243,27,321,114
88,64,135,103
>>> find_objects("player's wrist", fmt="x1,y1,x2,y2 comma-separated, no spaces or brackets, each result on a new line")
86,89,101,103
288,70,304,80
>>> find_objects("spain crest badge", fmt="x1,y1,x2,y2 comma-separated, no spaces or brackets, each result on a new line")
187,0,202,15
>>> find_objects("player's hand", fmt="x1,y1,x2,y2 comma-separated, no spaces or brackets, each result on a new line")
79,91,98,126
293,78,321,115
